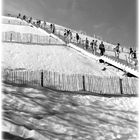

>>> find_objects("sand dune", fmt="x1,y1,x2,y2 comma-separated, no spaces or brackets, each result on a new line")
3,83,138,140
2,42,124,77
2,24,50,36
2,16,138,140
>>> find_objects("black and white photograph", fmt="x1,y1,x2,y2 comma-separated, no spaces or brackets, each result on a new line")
1,0,139,140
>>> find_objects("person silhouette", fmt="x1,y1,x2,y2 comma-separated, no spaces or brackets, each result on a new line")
99,41,105,55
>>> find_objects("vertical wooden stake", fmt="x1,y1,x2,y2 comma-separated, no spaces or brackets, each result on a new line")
41,71,43,87
10,33,12,42
119,78,123,94
83,75,85,91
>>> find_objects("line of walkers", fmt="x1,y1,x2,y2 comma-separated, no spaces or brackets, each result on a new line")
62,30,105,56
17,13,106,56
18,13,138,67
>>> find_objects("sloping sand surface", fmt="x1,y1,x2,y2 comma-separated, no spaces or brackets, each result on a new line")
2,24,50,36
2,42,124,76
3,83,138,140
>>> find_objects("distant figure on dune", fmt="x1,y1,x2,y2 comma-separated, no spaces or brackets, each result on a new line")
36,20,41,27
43,21,46,28
29,17,32,23
99,41,105,55
114,43,120,59
93,40,98,55
63,29,71,43
69,30,73,42
85,38,89,50
76,33,80,43
50,24,53,31
52,24,55,33
67,30,70,36
133,50,137,59
64,29,67,37
67,30,72,43
23,15,26,20
17,13,21,18
129,47,133,59
128,47,133,63
90,40,94,52
132,50,138,67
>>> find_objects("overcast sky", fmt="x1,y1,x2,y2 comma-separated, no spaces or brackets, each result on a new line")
3,0,137,48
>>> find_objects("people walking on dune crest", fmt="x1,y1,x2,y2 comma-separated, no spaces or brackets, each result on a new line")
76,33,80,44
99,41,105,55
93,40,98,55
114,43,120,59
129,47,133,59
85,38,89,50
132,50,138,67
90,40,94,52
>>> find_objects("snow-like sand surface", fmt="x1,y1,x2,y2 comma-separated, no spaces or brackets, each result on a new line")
2,16,125,76
2,42,123,76
2,24,50,36
2,16,138,140
2,16,28,25
3,83,138,140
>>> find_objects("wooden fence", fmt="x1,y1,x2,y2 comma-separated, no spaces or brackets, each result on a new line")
43,71,83,91
3,69,41,86
2,31,63,45
122,77,138,95
2,69,138,95
2,18,28,26
84,75,121,94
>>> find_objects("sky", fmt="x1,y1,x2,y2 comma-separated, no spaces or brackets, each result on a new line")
2,0,137,48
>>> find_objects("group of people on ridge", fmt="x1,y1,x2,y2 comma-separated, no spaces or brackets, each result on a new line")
18,13,138,67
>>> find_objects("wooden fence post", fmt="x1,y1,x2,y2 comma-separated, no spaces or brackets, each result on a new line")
10,33,12,41
41,71,43,87
82,75,85,91
119,78,123,94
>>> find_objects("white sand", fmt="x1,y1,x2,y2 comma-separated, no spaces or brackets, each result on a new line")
2,16,125,77
2,17,137,140
2,16,28,24
2,16,65,44
3,83,138,140
2,42,124,77
2,24,50,36
2,16,50,36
